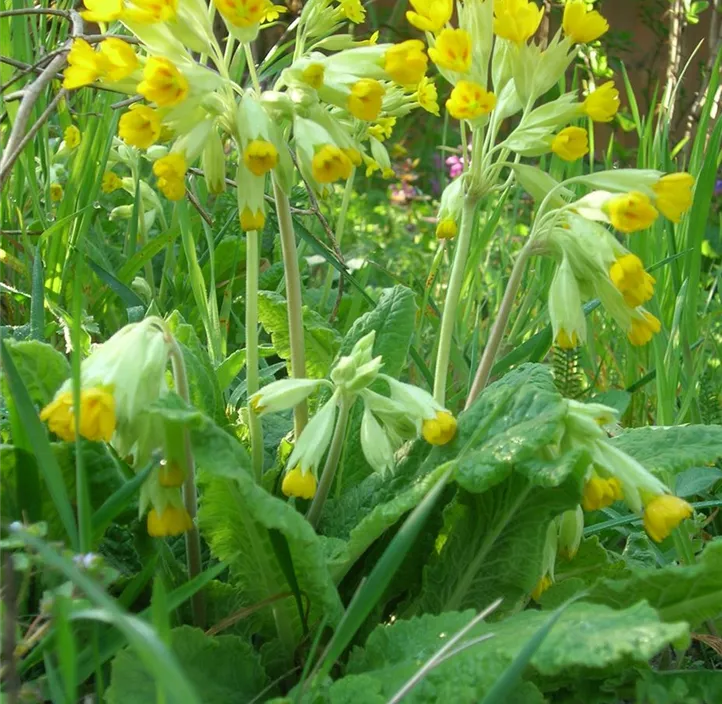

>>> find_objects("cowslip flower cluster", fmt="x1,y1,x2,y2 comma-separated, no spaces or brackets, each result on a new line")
250,331,457,499
39,318,194,538
64,0,434,231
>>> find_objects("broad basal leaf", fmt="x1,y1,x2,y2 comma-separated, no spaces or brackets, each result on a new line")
1,338,70,406
106,626,267,704
635,669,722,704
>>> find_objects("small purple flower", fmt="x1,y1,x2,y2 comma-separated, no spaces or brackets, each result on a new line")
714,179,722,197
446,155,464,179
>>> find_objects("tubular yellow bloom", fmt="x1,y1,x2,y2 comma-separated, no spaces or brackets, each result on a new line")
39,392,74,441
64,125,81,149
446,80,496,120
581,81,620,122
118,104,162,149
40,387,116,443
367,117,396,142
428,28,472,74
605,192,659,233
406,0,453,34
562,0,609,44
343,147,363,166
436,218,457,239
243,139,279,176
101,171,123,194
282,466,317,499
652,173,694,223
493,0,544,45
609,254,655,308
556,329,579,349
81,0,123,23
98,38,139,83
337,0,365,23
384,40,428,86
152,153,187,201
301,63,325,90
261,3,287,22
628,311,661,346
551,126,589,161
125,0,178,23
643,495,693,543
158,461,185,488
421,410,457,445
531,574,552,602
416,76,440,115
50,183,64,202
63,38,108,90
240,206,265,232
137,57,188,107
212,0,267,28
582,476,623,511
147,505,193,537
347,79,385,121
312,145,353,183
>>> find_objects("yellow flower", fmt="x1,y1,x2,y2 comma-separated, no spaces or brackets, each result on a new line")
562,0,609,44
643,495,693,543
531,574,553,602
118,104,162,149
212,0,267,28
137,57,188,107
243,139,278,176
152,153,187,201
343,147,363,166
64,125,81,149
581,81,620,122
609,254,655,308
416,76,439,116
158,461,185,488
446,80,496,120
421,410,457,445
652,173,694,223
556,329,579,349
125,0,178,23
81,0,123,23
337,0,365,23
582,476,623,511
261,3,287,22
627,311,661,346
312,145,353,183
301,63,325,90
551,126,589,161
436,218,457,239
368,117,396,142
348,78,385,121
406,0,453,34
428,28,472,74
50,183,64,202
282,466,317,499
605,192,659,233
147,505,193,537
40,387,116,443
63,39,108,90
240,206,265,232
98,38,139,83
101,171,123,193
384,40,428,87
493,0,544,44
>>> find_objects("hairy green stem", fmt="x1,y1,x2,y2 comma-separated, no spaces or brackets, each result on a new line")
433,196,477,405
306,399,350,529
273,177,308,436
245,228,264,482
465,240,535,408
168,335,206,628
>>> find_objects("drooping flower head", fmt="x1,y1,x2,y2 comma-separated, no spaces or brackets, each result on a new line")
493,0,544,45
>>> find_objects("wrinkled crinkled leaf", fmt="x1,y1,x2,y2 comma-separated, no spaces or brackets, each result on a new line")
674,466,722,497
635,669,722,704
258,290,341,379
106,626,268,704
1,338,70,406
609,425,722,475
586,538,722,627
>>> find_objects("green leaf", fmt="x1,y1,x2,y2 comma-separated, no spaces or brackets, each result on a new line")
257,290,341,379
1,339,70,406
341,602,688,702
635,670,722,704
586,538,722,628
609,425,722,475
675,466,722,497
106,626,268,704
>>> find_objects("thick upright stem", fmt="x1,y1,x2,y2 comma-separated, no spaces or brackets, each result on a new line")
168,337,205,628
433,196,477,405
306,399,350,529
245,229,264,482
465,241,535,408
273,177,308,436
